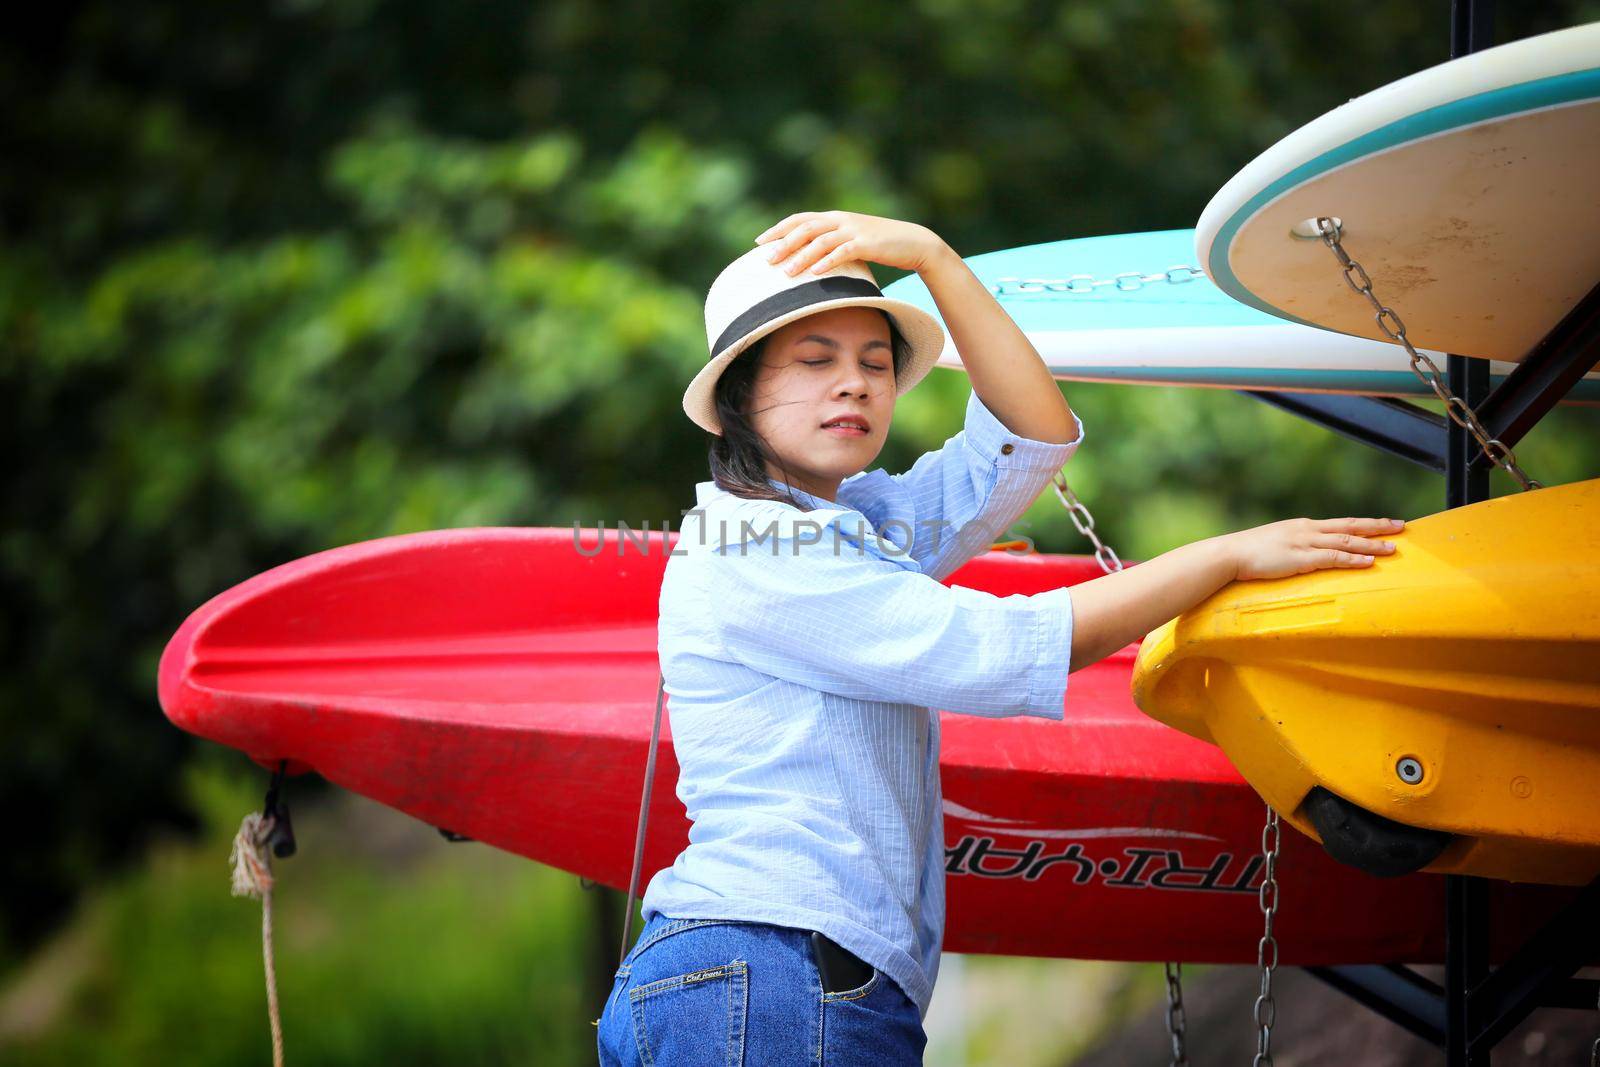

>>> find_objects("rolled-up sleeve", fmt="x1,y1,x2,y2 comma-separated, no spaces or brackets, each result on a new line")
704,526,1075,720
890,390,1086,580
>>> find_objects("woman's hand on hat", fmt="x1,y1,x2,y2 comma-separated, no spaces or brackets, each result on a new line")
754,211,951,277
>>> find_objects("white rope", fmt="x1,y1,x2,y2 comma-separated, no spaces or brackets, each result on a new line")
231,812,285,1067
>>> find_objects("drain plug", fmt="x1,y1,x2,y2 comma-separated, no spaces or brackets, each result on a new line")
1396,757,1425,785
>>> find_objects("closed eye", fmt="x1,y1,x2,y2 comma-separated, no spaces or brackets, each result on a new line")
800,359,888,371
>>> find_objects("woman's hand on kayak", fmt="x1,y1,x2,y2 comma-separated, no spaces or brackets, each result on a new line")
1069,516,1404,671
754,210,953,277
1227,517,1405,581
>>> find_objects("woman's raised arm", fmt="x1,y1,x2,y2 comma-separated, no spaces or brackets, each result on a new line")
914,244,1079,445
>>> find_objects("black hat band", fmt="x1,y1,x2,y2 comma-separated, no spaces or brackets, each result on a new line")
712,276,884,358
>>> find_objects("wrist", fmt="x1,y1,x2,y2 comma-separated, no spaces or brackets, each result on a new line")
1207,533,1242,583
915,238,963,278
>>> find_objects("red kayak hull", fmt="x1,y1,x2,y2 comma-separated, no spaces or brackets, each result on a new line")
158,527,1565,963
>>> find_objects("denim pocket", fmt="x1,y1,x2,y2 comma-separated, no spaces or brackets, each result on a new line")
816,970,926,1064
629,960,749,1067
820,968,880,1003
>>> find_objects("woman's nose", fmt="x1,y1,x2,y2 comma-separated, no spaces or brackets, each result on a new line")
833,361,870,397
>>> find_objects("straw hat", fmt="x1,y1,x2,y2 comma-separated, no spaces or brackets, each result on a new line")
684,246,947,435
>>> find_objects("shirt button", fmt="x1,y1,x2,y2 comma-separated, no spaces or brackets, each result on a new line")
1000,443,1015,455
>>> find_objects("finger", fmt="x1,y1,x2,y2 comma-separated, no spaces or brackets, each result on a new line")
765,218,836,266
755,213,811,244
753,217,799,244
785,230,854,275
1318,549,1377,568
768,219,832,262
1319,516,1407,534
1310,533,1396,556
809,237,859,274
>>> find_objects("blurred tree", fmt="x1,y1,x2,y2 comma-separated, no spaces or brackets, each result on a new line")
2,0,1597,973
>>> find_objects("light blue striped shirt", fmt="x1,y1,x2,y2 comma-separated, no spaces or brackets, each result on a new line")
642,389,1085,1018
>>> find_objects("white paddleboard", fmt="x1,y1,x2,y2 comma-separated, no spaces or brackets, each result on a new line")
880,230,1598,403
1197,20,1600,364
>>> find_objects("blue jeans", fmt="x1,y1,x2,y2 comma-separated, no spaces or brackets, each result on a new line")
596,912,927,1066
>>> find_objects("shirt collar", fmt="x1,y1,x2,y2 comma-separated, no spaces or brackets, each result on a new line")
765,476,833,511
690,476,848,511
689,473,920,567
768,474,913,557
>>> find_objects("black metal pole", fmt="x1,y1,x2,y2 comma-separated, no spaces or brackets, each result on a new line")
1443,4,1494,1065
1445,874,1490,1065
1450,0,1495,57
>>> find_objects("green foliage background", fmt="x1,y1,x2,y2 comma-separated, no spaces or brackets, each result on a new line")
3,755,599,1064
3,0,1598,1059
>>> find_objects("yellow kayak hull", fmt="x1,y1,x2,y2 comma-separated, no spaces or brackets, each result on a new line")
1131,477,1600,886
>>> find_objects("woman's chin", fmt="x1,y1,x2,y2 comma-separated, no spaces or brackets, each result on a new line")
815,429,879,452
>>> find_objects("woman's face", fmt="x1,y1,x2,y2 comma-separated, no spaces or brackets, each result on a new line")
745,305,897,500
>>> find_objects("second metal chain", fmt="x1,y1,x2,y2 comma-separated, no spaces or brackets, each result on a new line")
1312,216,1542,492
1164,961,1190,1067
1049,472,1124,576
1253,805,1282,1067
1047,469,1190,1066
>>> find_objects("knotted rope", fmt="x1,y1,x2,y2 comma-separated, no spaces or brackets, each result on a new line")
231,811,285,1067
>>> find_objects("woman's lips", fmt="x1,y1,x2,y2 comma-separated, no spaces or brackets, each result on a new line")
821,425,868,436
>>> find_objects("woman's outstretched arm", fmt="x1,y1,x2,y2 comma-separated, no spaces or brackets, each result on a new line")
1067,516,1407,671
1066,536,1236,671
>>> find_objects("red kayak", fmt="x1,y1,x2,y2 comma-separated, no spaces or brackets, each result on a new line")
158,527,1562,963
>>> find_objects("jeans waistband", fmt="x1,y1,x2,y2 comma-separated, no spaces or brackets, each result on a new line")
628,914,869,972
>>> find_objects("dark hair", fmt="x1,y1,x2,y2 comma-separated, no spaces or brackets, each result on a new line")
708,310,910,509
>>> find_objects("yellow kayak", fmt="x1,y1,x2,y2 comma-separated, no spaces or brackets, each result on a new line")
1131,476,1600,886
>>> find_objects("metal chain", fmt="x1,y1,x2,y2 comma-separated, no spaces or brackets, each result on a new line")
1253,804,1282,1067
991,265,1205,296
1049,472,1123,575
1312,216,1542,491
1048,469,1192,1066
1164,961,1190,1067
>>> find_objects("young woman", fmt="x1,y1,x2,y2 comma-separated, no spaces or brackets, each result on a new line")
596,211,1404,1066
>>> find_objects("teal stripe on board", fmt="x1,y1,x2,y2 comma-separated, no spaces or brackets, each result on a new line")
1207,66,1600,321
